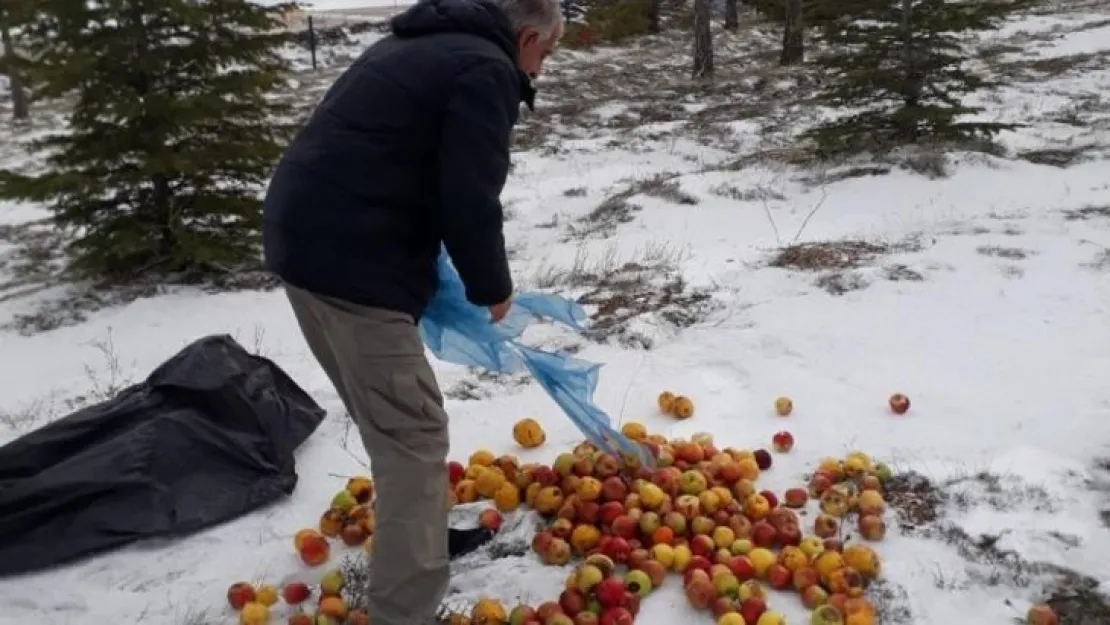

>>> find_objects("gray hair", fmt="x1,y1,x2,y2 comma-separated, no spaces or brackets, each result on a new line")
488,0,564,38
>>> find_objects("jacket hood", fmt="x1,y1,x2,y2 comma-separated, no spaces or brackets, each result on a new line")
391,0,518,62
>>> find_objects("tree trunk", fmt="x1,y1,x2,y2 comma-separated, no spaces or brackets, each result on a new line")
899,0,922,138
900,0,921,107
724,0,739,31
649,0,661,33
0,16,29,122
780,0,804,65
692,0,713,78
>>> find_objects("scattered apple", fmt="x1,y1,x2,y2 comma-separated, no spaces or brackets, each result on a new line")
227,582,255,610
1026,604,1058,625
888,393,910,415
753,449,772,470
771,431,794,453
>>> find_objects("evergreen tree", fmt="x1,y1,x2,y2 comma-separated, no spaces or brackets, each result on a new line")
0,0,297,280
560,0,588,23
803,0,1029,155
1,0,32,122
692,0,713,78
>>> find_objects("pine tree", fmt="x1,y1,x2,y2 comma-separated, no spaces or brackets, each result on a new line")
560,0,588,24
780,0,804,65
723,0,739,31
0,0,297,280
1,0,32,122
803,0,1029,155
692,0,713,78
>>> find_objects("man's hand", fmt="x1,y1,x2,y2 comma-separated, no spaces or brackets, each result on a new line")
488,299,512,324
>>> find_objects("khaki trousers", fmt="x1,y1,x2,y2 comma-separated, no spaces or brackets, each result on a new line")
284,284,450,625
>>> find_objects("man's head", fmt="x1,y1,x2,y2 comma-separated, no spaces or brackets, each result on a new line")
490,0,564,79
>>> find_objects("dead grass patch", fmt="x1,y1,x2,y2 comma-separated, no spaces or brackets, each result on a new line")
769,240,891,271
525,243,715,349
1083,249,1110,271
1019,146,1092,167
567,172,701,241
769,238,927,296
1063,205,1110,221
1041,571,1110,624
977,245,1032,260
813,271,869,296
884,470,1110,619
444,371,534,401
883,264,926,282
577,265,716,349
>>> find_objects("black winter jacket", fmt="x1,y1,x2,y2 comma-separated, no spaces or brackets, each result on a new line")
262,0,535,319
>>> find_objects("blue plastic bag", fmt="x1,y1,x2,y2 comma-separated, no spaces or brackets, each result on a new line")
419,247,654,467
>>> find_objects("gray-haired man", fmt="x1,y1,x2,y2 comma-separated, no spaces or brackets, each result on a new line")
261,0,563,622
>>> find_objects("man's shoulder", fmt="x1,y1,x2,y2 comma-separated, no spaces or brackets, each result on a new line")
372,31,514,73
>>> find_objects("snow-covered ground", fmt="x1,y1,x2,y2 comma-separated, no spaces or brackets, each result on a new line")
2,6,1110,625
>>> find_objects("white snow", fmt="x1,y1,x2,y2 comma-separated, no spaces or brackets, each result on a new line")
2,7,1110,625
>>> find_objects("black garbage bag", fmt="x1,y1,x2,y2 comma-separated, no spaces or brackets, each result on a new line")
0,334,327,577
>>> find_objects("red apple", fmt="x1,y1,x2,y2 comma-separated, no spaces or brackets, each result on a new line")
599,501,625,527
758,490,779,509
536,602,564,622
739,597,767,624
888,393,910,415
600,535,631,563
750,521,778,548
683,575,718,609
778,521,802,547
753,449,772,470
783,488,808,508
595,577,626,608
447,461,465,485
611,515,638,539
281,582,310,604
601,476,628,501
559,589,587,617
771,431,794,453
532,530,555,554
226,582,255,610
595,454,621,479
690,534,716,557
766,563,792,590
534,466,560,486
478,509,503,532
599,606,634,625
727,555,756,581
578,501,601,525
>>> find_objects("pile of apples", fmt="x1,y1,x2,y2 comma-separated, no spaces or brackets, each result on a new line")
477,554,655,624
226,569,366,625
226,387,939,624
497,424,894,625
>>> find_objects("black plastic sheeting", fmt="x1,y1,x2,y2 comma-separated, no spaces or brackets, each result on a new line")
0,334,327,577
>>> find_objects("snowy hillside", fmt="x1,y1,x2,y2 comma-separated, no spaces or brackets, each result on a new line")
1,3,1109,625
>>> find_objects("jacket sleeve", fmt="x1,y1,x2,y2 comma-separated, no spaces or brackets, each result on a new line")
436,60,519,308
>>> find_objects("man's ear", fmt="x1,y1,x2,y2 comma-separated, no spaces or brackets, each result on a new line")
518,27,540,50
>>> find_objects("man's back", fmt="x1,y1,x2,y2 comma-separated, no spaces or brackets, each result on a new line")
263,0,530,319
